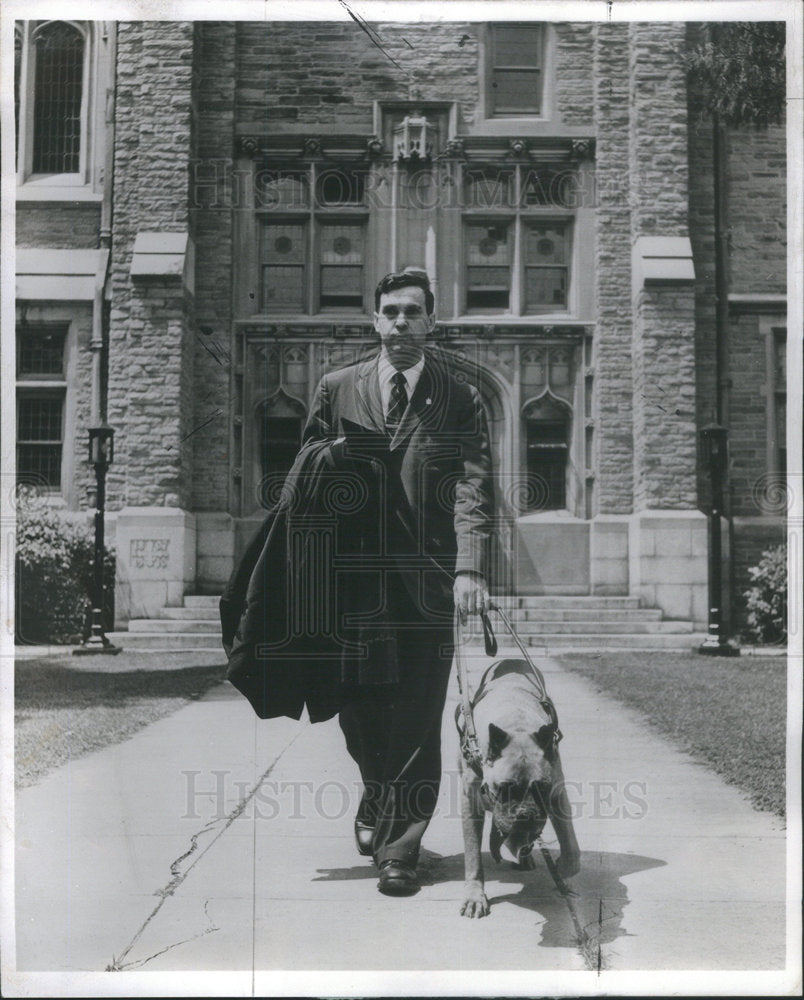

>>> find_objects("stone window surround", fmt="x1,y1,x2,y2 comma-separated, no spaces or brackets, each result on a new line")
239,152,594,324
15,19,108,202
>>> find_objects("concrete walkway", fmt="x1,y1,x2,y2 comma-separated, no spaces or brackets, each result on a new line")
10,646,794,994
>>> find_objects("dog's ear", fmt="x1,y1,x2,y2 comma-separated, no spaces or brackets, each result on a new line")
487,723,510,758
532,725,558,758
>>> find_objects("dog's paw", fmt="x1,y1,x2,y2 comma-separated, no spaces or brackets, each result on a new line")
460,883,490,918
556,852,581,879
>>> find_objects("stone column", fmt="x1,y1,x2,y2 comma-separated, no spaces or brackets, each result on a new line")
107,22,197,623
589,23,635,595
627,23,707,626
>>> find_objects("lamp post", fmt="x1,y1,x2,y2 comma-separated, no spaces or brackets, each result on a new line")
74,423,121,656
698,423,739,656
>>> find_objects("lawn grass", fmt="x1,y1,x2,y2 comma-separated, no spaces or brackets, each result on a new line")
15,651,227,788
557,651,787,817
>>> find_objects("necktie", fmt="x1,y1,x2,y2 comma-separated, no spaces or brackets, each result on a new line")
386,371,408,431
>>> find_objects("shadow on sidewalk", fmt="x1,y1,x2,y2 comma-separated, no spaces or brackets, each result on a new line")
313,849,664,948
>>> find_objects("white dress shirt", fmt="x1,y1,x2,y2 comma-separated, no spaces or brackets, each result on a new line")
377,351,425,420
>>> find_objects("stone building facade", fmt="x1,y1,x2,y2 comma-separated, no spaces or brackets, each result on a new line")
14,19,787,633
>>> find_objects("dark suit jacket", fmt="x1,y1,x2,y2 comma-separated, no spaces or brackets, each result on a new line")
302,346,495,617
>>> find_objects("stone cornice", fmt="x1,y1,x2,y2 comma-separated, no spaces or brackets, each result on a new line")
235,130,596,165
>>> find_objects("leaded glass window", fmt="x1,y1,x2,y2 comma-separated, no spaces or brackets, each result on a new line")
32,21,85,174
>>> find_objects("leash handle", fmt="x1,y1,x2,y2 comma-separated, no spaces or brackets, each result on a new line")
487,602,549,702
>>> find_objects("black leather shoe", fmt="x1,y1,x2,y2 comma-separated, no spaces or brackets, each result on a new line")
377,859,419,896
354,819,374,857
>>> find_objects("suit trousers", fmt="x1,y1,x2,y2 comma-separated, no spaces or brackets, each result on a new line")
338,574,454,867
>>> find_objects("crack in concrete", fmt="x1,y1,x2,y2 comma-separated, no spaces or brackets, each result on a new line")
110,901,219,971
106,732,301,972
539,844,607,972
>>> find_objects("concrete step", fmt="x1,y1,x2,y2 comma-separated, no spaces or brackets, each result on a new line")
127,618,221,634
160,607,220,621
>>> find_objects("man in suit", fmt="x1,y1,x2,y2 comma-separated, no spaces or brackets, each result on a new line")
301,269,494,895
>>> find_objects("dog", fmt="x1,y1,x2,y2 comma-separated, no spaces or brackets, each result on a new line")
457,658,581,918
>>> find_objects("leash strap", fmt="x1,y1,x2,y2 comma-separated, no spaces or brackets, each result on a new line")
454,607,484,777
487,602,549,702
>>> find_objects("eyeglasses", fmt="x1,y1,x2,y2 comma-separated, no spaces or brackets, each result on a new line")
379,305,426,320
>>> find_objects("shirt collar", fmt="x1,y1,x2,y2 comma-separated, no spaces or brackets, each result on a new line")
377,351,425,388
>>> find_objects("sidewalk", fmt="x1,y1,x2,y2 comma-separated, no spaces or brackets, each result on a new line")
11,646,792,991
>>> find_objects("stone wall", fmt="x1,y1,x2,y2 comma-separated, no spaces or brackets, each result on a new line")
107,21,196,510
236,20,595,132
727,124,787,295
628,22,698,512
16,204,102,249
592,23,633,515
190,21,235,513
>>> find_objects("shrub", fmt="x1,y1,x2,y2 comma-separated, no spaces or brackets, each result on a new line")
15,488,115,644
742,543,787,645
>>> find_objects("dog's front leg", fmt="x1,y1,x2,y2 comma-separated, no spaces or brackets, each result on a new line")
549,752,581,879
460,768,490,918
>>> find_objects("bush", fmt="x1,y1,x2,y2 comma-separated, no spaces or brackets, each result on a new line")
15,488,115,644
742,543,787,645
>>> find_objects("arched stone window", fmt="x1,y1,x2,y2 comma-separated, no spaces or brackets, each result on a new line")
31,21,86,174
522,394,571,511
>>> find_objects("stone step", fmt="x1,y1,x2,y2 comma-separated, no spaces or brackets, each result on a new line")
106,632,225,651
494,608,663,622
107,631,707,652
127,618,221,633
160,607,220,621
465,619,694,636
183,595,220,609
493,596,642,609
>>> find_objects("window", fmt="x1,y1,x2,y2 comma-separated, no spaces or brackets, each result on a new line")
15,20,103,189
523,397,570,510
16,324,68,490
17,394,64,487
463,166,572,315
258,165,368,314
488,23,544,116
768,326,786,477
31,21,85,174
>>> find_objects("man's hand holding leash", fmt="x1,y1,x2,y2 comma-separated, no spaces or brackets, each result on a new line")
454,571,490,623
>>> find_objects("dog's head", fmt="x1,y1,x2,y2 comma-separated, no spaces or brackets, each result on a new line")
480,722,559,861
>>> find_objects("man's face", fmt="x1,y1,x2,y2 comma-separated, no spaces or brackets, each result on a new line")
374,285,435,370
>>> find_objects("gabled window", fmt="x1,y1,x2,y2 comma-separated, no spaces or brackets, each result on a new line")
488,23,545,116
258,165,369,315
